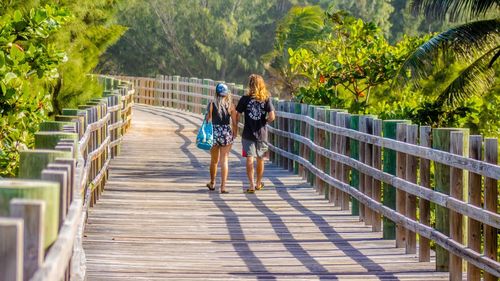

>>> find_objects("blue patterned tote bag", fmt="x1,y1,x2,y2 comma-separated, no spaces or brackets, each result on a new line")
196,112,213,150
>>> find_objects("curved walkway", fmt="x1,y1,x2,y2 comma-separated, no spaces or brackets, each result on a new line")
83,105,449,280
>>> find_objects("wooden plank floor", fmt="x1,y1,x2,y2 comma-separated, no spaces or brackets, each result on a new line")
83,105,449,281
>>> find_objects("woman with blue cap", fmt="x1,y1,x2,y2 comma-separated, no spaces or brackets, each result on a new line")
206,83,238,193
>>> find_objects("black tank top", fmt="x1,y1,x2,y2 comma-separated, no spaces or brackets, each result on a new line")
211,103,231,125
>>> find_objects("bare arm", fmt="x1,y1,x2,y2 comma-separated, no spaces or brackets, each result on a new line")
206,102,213,122
231,105,239,138
266,110,275,123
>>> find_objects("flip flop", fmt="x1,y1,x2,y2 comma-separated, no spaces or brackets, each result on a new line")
244,189,255,194
220,190,229,194
256,183,264,191
206,183,215,191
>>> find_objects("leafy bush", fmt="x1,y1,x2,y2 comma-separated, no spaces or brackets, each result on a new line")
0,6,70,177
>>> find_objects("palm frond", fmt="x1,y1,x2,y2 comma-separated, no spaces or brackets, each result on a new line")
396,19,500,85
436,46,498,107
410,0,500,21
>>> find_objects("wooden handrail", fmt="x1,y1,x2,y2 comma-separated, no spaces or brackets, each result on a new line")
0,76,134,281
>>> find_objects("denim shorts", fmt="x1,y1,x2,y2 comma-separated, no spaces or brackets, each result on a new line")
242,138,268,158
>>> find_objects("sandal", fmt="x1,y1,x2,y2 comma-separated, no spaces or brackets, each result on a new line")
220,190,229,194
244,189,255,194
256,183,264,191
206,182,215,191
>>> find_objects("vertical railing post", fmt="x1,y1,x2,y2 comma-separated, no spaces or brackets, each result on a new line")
315,107,327,196
350,114,360,216
449,131,465,281
0,218,23,281
432,128,469,271
363,116,374,225
299,104,308,180
286,102,294,172
9,200,45,281
419,126,432,261
405,124,418,253
337,112,350,210
372,119,382,231
484,138,498,281
382,120,410,239
396,123,408,248
467,135,482,280
293,103,301,175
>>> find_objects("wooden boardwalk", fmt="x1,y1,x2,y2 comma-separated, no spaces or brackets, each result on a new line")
83,105,449,280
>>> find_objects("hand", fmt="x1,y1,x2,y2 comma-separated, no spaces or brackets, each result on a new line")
232,131,237,140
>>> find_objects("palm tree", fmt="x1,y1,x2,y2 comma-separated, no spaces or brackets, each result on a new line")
397,0,499,107
262,5,325,98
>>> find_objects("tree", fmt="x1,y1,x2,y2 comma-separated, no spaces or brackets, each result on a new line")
288,11,428,112
262,5,326,97
398,0,499,108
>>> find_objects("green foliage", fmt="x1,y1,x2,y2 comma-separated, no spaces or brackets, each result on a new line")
263,5,326,96
99,0,283,83
0,5,70,177
0,0,125,177
48,0,126,113
287,11,429,112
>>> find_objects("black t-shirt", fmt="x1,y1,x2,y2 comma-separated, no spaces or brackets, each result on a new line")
236,96,274,142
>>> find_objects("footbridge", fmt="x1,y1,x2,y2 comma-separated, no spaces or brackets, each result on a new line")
1,76,499,281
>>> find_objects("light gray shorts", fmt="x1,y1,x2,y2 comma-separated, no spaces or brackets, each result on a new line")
242,138,268,158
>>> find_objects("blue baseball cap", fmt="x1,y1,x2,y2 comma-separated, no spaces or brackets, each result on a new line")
216,83,229,96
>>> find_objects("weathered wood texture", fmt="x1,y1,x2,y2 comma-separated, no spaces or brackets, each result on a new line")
83,106,450,280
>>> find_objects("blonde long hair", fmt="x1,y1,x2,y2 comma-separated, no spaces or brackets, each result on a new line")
214,91,232,118
248,74,270,102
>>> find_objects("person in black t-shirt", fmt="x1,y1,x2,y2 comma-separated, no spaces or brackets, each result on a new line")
235,74,275,193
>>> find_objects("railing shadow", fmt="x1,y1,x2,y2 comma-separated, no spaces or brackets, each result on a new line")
210,192,277,280
267,173,399,279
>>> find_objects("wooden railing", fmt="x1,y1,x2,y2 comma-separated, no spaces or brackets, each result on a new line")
124,75,499,281
0,76,134,281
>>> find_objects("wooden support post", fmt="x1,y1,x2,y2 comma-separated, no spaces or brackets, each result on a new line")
41,170,67,229
419,126,432,262
18,150,72,179
338,112,350,211
359,117,366,221
316,107,327,196
350,115,360,215
293,103,301,174
299,104,308,179
467,135,482,280
363,116,374,225
405,124,418,253
382,120,410,239
308,105,316,187
328,110,338,204
0,218,23,281
484,138,498,281
372,119,382,232
396,123,408,248
277,101,285,168
10,199,45,281
172,76,180,110
0,180,60,250
449,131,464,281
287,102,294,172
432,128,469,272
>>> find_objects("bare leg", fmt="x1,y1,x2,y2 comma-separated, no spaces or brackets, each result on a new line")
256,156,265,188
219,144,232,192
210,146,220,186
246,156,255,190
